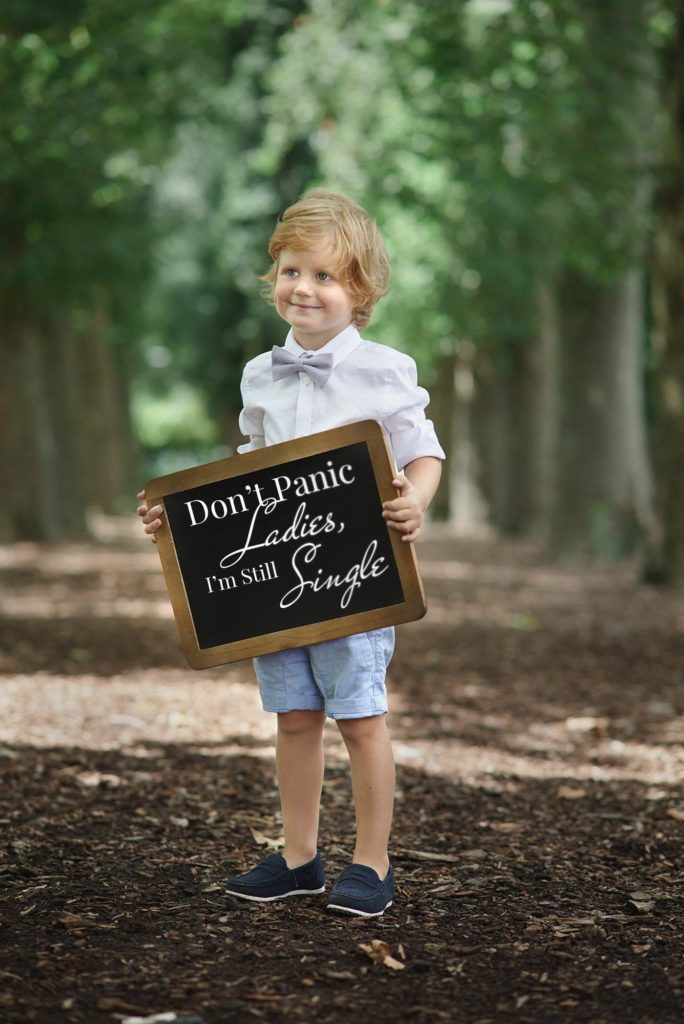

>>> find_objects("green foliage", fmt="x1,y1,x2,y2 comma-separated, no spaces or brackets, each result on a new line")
139,0,312,425
131,380,218,449
0,0,244,309
249,0,670,365
3,0,674,452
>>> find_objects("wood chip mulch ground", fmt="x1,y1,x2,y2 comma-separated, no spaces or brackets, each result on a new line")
0,522,682,1023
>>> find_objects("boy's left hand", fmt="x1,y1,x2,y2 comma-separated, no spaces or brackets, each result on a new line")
382,473,424,543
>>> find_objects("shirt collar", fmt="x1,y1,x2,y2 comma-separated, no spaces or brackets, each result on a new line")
283,324,362,367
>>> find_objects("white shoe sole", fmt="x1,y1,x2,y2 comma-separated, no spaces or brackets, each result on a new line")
326,899,393,917
225,885,326,902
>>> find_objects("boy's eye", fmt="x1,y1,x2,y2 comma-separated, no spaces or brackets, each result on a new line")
316,272,332,282
281,267,298,277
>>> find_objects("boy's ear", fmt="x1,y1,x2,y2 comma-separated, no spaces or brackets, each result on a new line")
352,303,370,329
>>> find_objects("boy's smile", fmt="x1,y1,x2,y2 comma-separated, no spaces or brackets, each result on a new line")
274,244,355,350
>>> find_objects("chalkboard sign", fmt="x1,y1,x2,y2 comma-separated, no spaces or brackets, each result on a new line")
145,420,426,668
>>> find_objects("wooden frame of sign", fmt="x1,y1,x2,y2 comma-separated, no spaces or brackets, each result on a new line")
144,419,426,669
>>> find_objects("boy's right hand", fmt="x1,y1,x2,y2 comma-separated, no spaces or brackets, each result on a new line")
137,490,164,544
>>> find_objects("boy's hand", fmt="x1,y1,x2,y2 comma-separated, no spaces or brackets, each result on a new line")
382,473,424,543
136,489,164,544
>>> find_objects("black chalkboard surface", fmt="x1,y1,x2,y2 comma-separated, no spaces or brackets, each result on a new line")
145,420,426,668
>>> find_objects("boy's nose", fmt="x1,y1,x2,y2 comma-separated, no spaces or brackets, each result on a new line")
293,276,314,294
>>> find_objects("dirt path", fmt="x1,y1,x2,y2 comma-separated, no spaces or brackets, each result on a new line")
1,522,682,1023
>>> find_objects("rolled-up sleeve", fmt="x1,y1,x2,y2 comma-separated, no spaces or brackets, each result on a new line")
382,357,446,471
236,372,266,454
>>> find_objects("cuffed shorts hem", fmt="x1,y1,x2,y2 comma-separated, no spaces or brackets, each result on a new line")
254,627,394,721
261,703,388,721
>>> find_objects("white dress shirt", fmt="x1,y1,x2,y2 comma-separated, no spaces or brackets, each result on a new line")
237,324,445,471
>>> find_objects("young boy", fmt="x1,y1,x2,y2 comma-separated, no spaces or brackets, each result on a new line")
138,190,444,917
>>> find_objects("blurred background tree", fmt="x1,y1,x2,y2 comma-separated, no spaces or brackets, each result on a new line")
2,0,682,583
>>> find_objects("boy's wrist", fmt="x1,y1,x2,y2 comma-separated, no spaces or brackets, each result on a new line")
410,485,429,513
403,457,442,515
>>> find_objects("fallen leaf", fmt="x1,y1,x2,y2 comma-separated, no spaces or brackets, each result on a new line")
395,848,461,863
75,771,122,788
250,829,285,849
96,996,144,1012
121,1014,205,1023
432,887,479,898
666,808,684,822
565,716,608,737
320,969,356,981
58,912,90,931
359,940,406,971
557,785,586,800
626,897,655,914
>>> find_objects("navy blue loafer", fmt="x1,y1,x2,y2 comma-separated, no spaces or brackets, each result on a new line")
326,863,394,917
225,852,325,902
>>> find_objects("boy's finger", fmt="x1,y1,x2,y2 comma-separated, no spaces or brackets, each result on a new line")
386,517,419,533
382,496,412,511
137,490,146,500
383,507,412,522
143,505,163,523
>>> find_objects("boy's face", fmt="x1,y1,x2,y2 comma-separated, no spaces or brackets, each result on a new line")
274,244,355,349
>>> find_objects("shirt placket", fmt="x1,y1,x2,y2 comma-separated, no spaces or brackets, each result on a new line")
293,370,315,437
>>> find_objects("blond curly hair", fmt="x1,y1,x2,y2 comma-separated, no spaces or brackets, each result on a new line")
260,189,390,330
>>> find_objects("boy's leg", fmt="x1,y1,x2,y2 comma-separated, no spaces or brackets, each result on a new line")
276,709,326,868
336,714,395,879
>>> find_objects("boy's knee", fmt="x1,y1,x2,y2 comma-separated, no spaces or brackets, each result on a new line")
277,709,325,736
336,714,386,742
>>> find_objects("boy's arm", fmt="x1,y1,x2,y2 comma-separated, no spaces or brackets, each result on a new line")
382,456,442,544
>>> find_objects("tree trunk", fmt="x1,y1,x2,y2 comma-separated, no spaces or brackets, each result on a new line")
46,317,91,536
0,315,73,541
0,298,139,542
472,341,540,537
449,343,489,535
77,296,139,514
549,268,653,560
645,0,684,584
430,352,457,521
469,287,561,543
528,283,562,542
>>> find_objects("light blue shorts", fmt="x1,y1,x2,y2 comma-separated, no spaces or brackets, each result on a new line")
253,627,395,720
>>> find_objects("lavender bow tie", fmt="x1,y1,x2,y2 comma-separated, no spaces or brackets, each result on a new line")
271,346,334,387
